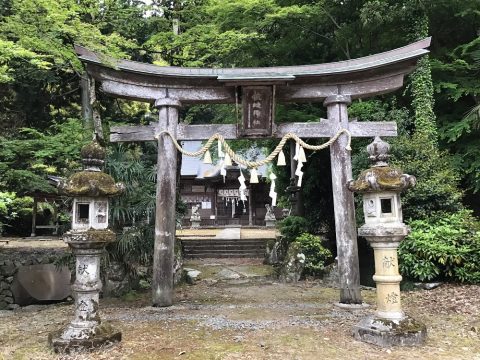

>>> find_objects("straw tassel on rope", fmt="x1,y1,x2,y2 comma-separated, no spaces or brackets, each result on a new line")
269,173,277,206
277,150,286,166
224,153,232,166
249,168,259,184
203,149,212,164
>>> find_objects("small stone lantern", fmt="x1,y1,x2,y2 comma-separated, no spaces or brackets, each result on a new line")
264,204,276,227
190,204,201,228
49,140,125,353
347,136,426,347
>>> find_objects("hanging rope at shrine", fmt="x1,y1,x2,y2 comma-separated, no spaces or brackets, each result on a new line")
155,128,352,207
154,128,352,169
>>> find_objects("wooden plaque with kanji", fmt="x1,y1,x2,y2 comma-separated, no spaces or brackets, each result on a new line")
240,86,274,137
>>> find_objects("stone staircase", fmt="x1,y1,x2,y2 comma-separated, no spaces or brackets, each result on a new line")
181,238,268,258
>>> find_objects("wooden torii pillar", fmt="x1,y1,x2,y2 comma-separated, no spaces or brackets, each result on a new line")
76,38,430,306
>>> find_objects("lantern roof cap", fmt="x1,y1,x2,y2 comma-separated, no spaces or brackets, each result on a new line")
348,137,416,193
60,171,125,197
81,140,106,168
348,166,416,193
59,140,125,197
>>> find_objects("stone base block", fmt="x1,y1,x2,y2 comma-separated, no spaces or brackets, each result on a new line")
49,323,121,353
352,315,426,347
334,302,370,309
190,221,201,229
265,220,276,227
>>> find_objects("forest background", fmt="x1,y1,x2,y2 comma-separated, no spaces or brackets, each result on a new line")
0,0,479,284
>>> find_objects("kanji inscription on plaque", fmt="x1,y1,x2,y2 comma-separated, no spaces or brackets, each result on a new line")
240,86,274,137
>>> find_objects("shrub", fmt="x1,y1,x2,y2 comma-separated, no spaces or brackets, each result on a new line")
278,216,308,243
293,233,332,277
0,191,32,234
399,210,480,283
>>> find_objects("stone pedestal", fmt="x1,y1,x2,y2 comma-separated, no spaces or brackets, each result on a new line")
265,219,276,227
353,315,427,347
352,224,426,346
190,218,201,228
49,229,121,353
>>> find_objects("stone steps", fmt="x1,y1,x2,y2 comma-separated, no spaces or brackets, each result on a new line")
182,239,269,259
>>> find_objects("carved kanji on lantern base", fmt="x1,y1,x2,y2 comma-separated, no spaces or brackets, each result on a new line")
348,137,426,347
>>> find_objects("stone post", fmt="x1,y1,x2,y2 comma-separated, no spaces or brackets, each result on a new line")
49,141,124,353
31,197,37,237
348,136,426,347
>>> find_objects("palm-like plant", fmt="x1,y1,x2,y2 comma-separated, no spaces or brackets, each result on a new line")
104,143,186,280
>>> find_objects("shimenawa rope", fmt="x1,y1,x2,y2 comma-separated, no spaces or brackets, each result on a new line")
154,129,352,169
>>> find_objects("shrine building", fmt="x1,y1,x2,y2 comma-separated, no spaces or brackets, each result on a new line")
179,141,276,227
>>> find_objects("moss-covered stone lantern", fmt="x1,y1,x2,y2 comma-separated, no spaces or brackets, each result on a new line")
347,136,426,347
49,140,125,353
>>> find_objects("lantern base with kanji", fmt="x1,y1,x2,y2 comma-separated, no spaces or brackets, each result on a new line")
49,228,122,353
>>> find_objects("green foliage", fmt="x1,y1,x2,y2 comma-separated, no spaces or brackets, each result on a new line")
277,216,308,243
0,119,89,195
410,56,438,143
399,210,480,283
0,191,32,233
104,142,186,275
293,233,332,277
433,35,480,192
389,136,463,220
105,143,156,227
0,39,51,83
110,224,155,277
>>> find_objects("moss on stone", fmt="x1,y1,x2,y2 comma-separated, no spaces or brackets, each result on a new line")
61,171,124,197
348,166,415,193
375,317,426,334
81,141,106,160
64,229,116,245
85,229,116,242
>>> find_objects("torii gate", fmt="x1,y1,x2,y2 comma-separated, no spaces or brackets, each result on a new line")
75,38,430,307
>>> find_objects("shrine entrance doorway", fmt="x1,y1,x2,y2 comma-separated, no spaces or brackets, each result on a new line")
76,38,430,307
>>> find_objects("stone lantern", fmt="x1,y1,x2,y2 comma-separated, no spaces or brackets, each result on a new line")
190,204,201,228
49,140,125,353
347,136,426,347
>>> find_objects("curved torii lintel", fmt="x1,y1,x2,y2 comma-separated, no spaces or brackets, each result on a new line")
76,37,430,104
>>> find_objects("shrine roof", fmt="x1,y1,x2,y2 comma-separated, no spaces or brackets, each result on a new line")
75,38,430,82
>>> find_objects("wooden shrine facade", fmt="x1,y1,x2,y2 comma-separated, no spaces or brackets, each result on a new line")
180,165,275,227
76,38,431,307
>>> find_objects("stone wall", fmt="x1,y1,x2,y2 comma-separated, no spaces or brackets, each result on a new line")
0,240,69,310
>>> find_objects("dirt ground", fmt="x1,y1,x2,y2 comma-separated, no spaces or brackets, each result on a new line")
0,263,479,360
